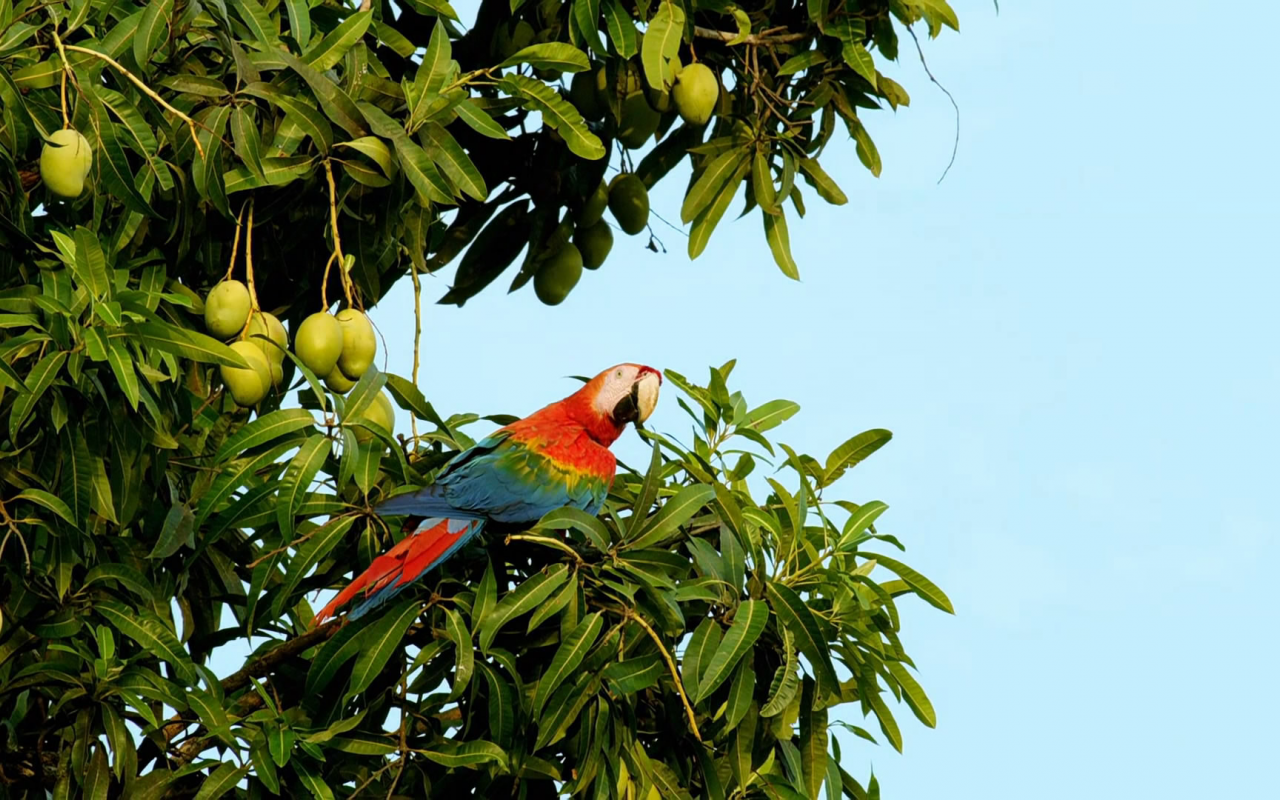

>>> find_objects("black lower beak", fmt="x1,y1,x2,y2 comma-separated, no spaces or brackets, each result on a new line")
612,383,641,426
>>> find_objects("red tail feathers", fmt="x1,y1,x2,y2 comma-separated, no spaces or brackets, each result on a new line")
313,517,482,625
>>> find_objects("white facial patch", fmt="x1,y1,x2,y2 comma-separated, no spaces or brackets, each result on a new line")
593,365,639,419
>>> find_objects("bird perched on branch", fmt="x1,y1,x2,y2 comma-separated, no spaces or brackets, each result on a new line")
315,363,662,624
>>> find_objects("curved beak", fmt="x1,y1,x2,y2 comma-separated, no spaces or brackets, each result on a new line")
612,369,662,427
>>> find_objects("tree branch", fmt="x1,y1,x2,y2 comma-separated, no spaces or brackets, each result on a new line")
693,26,806,46
157,621,342,762
220,620,341,694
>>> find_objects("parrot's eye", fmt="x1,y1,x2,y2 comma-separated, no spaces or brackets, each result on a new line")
615,370,623,378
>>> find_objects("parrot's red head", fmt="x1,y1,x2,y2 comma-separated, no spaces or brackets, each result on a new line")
561,363,662,445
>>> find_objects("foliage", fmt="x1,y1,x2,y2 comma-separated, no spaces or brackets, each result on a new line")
1,0,959,303
0,0,962,796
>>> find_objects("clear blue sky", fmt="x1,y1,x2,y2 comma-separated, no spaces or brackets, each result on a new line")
233,1,1280,795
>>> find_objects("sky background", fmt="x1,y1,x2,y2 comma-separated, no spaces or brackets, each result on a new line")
234,1,1280,796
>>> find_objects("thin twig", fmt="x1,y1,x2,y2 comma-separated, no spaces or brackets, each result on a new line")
62,44,204,157
505,534,585,566
905,25,960,184
322,159,352,306
50,27,70,128
244,200,259,309
627,611,702,741
694,26,806,46
225,206,245,282
409,260,422,446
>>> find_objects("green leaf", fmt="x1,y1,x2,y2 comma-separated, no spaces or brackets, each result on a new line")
766,581,839,700
499,75,604,160
848,116,882,177
694,599,768,703
534,672,599,750
682,617,721,703
187,689,234,746
443,607,475,699
242,82,334,154
500,43,591,72
860,552,954,614
347,599,421,696
764,205,800,279
627,442,664,538
682,147,750,225
195,441,296,526
800,677,829,799
71,227,110,298
127,321,249,367
134,0,175,69
642,1,685,91
753,151,782,217
535,612,603,716
336,136,396,179
84,745,108,800
279,50,368,138
9,350,65,440
479,564,570,651
537,506,610,551
105,341,140,410
83,563,152,599
422,122,487,201
293,759,334,799
421,740,508,769
867,689,903,752
798,157,848,206
232,0,280,46
836,501,889,550
193,105,232,216
277,515,358,615
14,489,75,525
915,0,961,34
761,629,799,717
478,662,515,747
602,653,662,695
158,75,230,98
215,408,317,463
384,372,447,429
453,100,511,140
474,559,498,631
886,661,936,727
304,12,371,71
305,620,366,696
284,0,312,48
731,704,757,788
779,50,829,75
626,484,715,550
603,0,639,58
97,602,196,684
571,0,604,53
842,41,877,89
230,106,265,180
148,502,194,559
741,399,800,433
688,153,750,260
276,435,331,539
360,103,452,203
723,655,755,732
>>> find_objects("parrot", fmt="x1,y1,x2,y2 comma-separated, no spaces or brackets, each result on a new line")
314,363,662,624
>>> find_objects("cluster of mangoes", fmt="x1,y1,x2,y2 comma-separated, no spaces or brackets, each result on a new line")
532,173,650,306
39,129,94,198
569,60,720,151
527,60,720,307
204,281,377,409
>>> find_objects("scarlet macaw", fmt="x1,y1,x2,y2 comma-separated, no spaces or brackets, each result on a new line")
315,363,662,623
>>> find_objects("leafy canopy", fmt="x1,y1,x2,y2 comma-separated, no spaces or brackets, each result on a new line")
0,0,961,797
